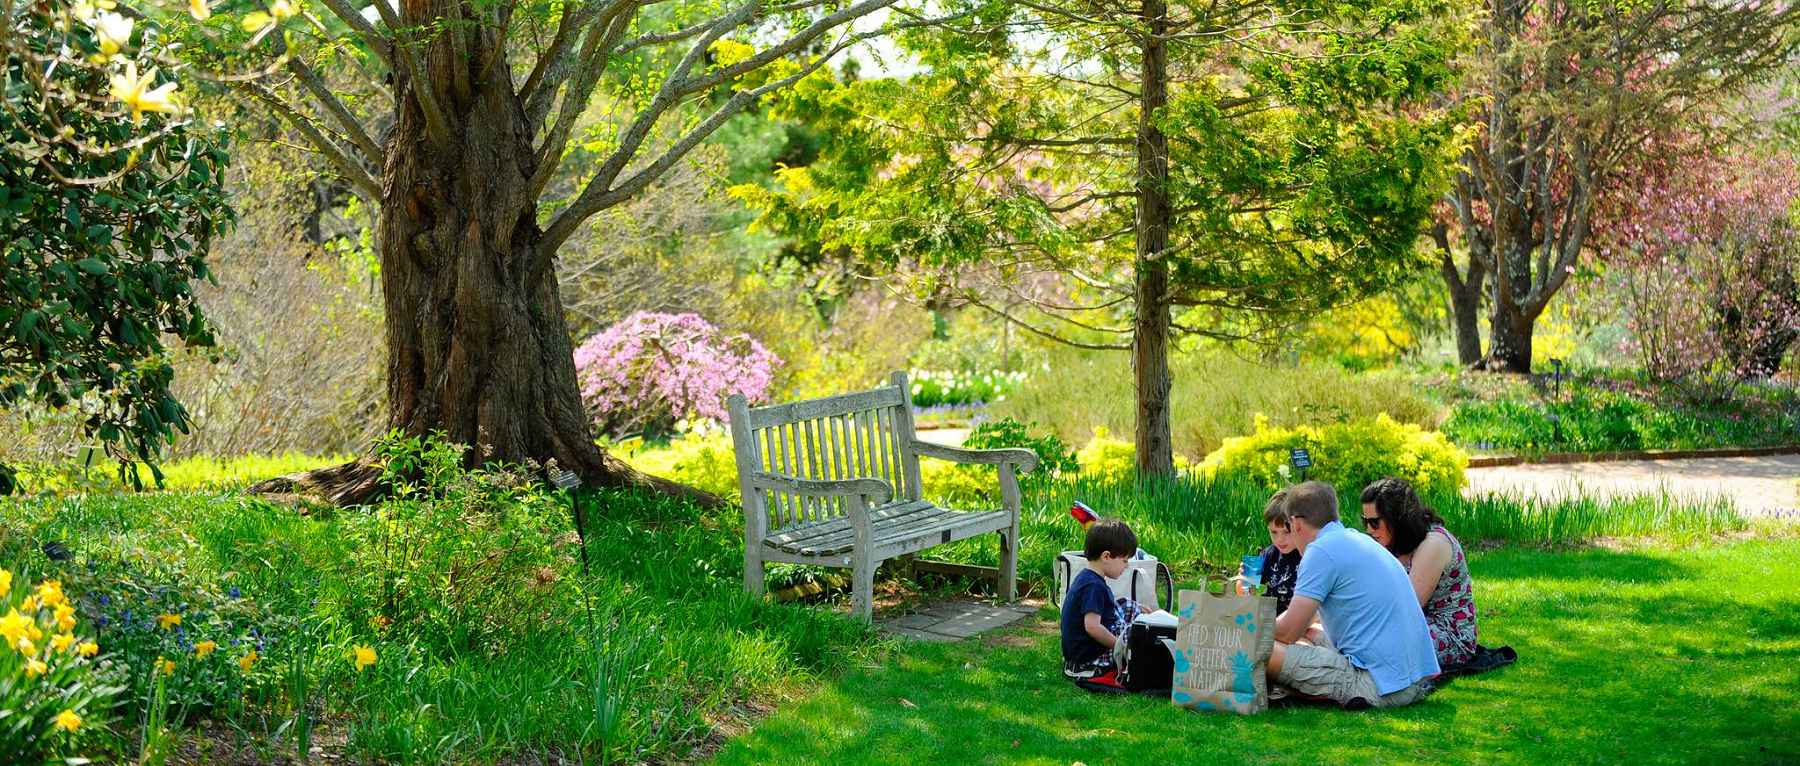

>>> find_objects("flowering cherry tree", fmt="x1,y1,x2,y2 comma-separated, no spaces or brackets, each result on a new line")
574,312,779,438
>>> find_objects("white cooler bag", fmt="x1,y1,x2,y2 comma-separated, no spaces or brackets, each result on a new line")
1053,550,1175,613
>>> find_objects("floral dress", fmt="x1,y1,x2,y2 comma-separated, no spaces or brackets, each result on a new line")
1404,524,1478,667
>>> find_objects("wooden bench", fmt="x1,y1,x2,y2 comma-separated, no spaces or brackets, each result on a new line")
727,371,1040,622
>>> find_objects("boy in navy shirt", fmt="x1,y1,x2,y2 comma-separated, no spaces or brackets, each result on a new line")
1253,489,1302,614
1061,519,1155,692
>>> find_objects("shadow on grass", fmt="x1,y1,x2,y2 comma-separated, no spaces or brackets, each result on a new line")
712,539,1800,766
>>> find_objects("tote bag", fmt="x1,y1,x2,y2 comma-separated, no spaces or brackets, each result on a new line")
1170,580,1277,714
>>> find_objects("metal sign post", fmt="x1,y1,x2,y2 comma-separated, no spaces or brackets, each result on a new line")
1289,447,1312,483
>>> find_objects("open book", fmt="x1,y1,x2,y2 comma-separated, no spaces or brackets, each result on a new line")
1134,609,1179,629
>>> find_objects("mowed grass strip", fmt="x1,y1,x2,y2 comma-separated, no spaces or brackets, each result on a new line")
713,538,1800,766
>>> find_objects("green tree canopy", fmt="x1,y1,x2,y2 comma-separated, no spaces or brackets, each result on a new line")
1,0,233,492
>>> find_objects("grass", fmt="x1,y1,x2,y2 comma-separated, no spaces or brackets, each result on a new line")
0,439,1766,763
13,451,346,494
916,471,1748,586
992,347,1437,460
0,465,877,763
1433,370,1800,456
711,536,1800,765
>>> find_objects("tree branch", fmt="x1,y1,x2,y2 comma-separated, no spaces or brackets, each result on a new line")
240,81,381,202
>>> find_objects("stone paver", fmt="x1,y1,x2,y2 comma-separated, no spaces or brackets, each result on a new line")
1466,454,1800,517
878,598,1043,641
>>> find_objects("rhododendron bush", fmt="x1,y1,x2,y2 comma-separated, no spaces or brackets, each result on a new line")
574,312,780,437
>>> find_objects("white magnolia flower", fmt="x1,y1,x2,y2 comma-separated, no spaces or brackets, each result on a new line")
109,62,180,124
92,11,133,57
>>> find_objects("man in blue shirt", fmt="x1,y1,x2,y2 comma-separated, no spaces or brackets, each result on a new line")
1268,481,1439,707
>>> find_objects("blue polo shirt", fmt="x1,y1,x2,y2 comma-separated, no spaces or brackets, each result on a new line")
1294,521,1441,694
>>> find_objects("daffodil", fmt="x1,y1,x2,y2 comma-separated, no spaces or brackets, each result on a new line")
19,595,37,612
50,633,74,654
92,11,134,59
188,0,211,20
16,636,37,658
195,640,216,659
238,650,258,672
352,644,376,672
0,569,11,599
54,709,82,733
78,641,99,657
54,604,75,633
110,64,181,125
154,611,182,631
156,656,176,675
36,581,65,609
0,609,30,645
24,658,48,676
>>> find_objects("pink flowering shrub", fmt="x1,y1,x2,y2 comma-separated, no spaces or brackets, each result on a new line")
1603,150,1800,397
573,312,781,437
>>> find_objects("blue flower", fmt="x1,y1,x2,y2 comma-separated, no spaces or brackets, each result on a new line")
227,586,241,599
99,594,111,606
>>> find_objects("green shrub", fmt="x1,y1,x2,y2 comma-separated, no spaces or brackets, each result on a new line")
1441,383,1800,455
963,418,1078,476
1197,414,1467,497
994,347,1437,459
616,424,742,501
1076,427,1139,480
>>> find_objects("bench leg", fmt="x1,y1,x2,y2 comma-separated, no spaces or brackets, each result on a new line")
851,553,875,623
999,525,1019,602
745,547,766,598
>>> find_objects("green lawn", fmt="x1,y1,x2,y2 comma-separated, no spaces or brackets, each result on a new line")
714,538,1800,765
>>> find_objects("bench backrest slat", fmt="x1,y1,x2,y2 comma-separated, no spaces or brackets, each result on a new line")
728,372,922,537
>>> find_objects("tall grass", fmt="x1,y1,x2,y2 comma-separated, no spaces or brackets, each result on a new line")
993,347,1438,459
923,471,1749,584
15,452,346,494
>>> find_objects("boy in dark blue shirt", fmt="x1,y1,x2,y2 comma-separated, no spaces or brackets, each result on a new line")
1061,519,1154,692
1252,490,1302,614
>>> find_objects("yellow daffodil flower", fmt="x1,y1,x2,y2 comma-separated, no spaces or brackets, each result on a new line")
54,709,82,733
0,569,11,599
54,605,75,633
353,645,376,672
19,595,36,613
154,611,182,631
78,641,99,657
92,11,133,58
110,63,181,125
189,0,211,20
157,656,176,675
36,581,65,609
50,634,74,654
16,636,37,658
195,640,217,659
25,658,48,677
0,609,30,645
239,650,258,672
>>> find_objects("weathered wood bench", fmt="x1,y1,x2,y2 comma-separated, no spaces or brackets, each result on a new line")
727,371,1040,622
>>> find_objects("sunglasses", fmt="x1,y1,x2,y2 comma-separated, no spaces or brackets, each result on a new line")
1361,516,1383,529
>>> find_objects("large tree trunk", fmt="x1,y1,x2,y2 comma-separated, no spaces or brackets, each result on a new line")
1484,302,1535,374
1433,222,1486,365
1132,0,1175,476
253,7,712,507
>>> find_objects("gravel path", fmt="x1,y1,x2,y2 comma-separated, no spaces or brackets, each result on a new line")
1466,454,1800,517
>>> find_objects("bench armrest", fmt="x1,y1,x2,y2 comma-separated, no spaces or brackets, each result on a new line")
751,471,895,504
910,441,1040,473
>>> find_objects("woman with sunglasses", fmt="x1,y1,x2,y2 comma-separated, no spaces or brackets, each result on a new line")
1358,478,1478,668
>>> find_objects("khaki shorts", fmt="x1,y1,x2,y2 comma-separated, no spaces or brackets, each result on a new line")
1275,643,1431,708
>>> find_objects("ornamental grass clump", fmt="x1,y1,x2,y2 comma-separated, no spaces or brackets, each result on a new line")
574,312,780,438
0,569,125,764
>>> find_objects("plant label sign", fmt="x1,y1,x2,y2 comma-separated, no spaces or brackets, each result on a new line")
1288,448,1312,470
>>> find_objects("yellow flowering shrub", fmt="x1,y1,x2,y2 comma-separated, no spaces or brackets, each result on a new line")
617,423,742,501
1197,414,1468,498
0,570,121,763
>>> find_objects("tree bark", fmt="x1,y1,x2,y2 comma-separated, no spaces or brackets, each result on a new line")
1433,222,1486,366
1132,0,1175,476
1485,297,1536,374
252,2,714,507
